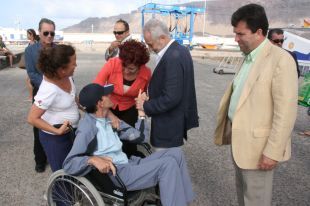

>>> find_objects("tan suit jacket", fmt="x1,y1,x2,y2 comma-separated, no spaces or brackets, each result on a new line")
214,40,298,169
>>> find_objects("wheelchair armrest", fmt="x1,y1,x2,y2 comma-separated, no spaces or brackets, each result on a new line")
110,164,129,205
137,142,152,155
113,165,127,192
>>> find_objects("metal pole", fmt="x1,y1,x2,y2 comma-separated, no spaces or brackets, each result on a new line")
203,0,206,36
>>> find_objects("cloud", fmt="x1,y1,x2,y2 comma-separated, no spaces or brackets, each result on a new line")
22,0,142,29
1,0,202,29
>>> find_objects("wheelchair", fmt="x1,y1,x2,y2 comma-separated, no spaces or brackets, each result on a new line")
46,142,161,206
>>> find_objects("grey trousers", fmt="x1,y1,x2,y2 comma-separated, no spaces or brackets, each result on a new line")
233,160,274,206
116,147,195,206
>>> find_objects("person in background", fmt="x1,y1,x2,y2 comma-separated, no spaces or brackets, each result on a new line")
214,4,298,206
94,39,151,156
24,29,40,100
27,44,79,172
0,35,15,67
105,19,131,61
25,18,56,173
267,28,300,77
27,29,40,44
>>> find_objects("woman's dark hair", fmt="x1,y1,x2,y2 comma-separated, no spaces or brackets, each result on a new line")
119,40,150,67
27,29,40,41
231,4,269,36
37,44,75,79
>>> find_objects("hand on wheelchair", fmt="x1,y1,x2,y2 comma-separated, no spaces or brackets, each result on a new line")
88,156,116,176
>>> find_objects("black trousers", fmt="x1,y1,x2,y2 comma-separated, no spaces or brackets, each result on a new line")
111,105,139,157
32,86,47,165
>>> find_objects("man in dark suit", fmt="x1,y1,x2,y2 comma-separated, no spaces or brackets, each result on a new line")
267,28,300,77
136,19,199,150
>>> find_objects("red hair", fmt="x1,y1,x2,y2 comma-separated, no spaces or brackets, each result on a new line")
119,40,150,67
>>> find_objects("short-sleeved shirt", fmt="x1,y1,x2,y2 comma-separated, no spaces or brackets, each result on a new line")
34,77,80,133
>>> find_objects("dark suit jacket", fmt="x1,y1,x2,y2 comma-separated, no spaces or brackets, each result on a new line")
287,50,300,78
144,41,199,148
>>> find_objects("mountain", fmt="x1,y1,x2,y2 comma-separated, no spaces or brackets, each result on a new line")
63,0,310,36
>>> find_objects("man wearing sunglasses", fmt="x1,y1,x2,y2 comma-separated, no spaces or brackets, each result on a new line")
105,19,131,61
25,18,56,173
267,28,300,77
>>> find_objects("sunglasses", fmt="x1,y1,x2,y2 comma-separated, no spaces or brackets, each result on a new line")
113,30,126,35
272,39,284,44
43,31,55,37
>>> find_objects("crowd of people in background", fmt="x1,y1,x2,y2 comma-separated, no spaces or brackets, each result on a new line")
0,3,306,206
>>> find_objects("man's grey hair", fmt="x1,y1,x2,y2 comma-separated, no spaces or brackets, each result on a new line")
143,19,170,39
38,18,56,31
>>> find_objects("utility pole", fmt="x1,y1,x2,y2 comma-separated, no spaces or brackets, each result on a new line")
203,0,206,36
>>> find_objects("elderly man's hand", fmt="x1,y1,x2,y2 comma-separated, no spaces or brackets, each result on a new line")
258,155,278,170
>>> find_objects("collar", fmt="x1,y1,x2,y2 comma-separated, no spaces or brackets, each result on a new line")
157,39,174,59
243,38,267,63
121,35,132,44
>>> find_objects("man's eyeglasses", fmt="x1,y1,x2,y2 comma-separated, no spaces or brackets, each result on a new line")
43,31,55,37
113,30,126,35
272,39,284,44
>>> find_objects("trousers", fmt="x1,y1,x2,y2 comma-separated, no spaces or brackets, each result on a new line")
32,86,47,166
39,130,73,172
116,147,195,206
233,159,274,206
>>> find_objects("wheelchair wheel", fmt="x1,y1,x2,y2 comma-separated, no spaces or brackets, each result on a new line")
46,170,105,206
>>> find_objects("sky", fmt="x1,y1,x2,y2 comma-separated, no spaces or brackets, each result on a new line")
1,0,202,30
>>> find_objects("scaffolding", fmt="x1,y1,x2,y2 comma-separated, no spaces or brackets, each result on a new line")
139,3,204,47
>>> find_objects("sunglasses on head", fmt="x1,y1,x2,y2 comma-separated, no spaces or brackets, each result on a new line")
113,30,126,35
272,39,284,44
43,31,55,37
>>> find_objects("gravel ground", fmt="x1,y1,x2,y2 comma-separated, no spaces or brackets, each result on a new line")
0,52,309,206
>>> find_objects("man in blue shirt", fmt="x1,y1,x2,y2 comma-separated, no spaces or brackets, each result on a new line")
25,18,56,173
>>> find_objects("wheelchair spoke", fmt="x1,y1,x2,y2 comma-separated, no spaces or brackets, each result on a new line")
48,174,101,206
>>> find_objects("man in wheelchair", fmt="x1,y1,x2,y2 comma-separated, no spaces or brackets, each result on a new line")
63,83,195,206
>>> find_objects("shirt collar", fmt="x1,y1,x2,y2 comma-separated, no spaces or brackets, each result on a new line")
157,39,174,59
243,38,267,63
121,35,132,44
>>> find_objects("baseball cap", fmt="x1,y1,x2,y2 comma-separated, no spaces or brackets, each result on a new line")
79,83,114,111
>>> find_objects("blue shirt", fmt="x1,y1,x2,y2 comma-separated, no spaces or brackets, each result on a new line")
94,117,128,164
25,42,43,88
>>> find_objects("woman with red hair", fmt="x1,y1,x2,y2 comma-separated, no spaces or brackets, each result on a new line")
93,40,151,156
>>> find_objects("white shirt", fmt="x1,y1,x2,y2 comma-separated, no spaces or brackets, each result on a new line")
34,77,80,133
155,39,175,67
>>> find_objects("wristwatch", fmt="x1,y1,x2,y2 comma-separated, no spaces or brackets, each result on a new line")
139,116,146,120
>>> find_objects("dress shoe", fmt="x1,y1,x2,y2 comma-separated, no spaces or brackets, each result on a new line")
35,164,46,173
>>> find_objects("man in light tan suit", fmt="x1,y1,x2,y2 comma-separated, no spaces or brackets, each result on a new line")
214,4,298,206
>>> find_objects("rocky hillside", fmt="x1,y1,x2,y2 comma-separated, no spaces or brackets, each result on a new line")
63,0,310,36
